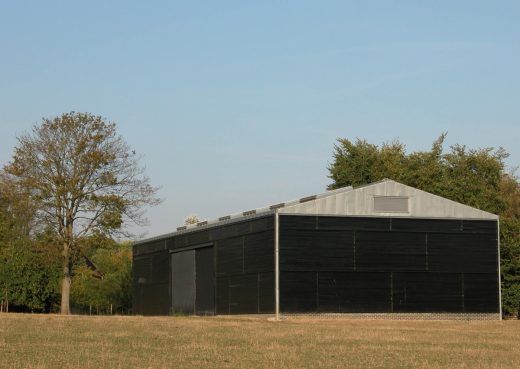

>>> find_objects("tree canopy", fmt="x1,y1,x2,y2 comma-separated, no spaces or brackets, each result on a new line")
0,174,60,312
3,112,159,314
71,238,132,314
328,134,520,316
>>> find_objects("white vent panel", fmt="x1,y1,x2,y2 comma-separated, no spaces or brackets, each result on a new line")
373,196,409,213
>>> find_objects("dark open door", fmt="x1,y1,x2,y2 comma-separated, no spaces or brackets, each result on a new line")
171,250,196,314
171,246,215,315
195,247,215,315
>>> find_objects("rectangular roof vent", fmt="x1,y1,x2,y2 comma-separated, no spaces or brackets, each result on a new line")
299,195,317,203
373,196,409,213
219,215,231,221
243,210,256,216
269,203,285,209
196,221,208,227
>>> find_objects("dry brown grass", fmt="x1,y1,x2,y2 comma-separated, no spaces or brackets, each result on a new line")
1,313,519,369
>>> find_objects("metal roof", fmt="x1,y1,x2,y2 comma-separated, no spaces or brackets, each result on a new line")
135,184,356,245
135,179,497,245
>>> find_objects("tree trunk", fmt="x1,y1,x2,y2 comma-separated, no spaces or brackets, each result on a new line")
60,275,71,314
60,243,72,315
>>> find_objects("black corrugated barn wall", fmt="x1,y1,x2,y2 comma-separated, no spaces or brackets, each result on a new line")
133,215,275,315
279,215,499,313
134,214,499,315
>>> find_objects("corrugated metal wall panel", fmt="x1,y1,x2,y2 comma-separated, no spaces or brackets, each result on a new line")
134,212,498,316
258,272,275,313
392,272,462,312
250,216,275,232
133,251,170,315
428,233,497,273
133,239,165,257
317,216,391,231
133,257,151,285
318,272,391,313
244,232,275,273
151,253,170,284
279,215,316,230
195,247,215,315
279,215,499,314
391,218,462,233
210,216,275,314
280,271,317,313
134,215,276,315
280,229,355,272
184,231,210,246
229,274,258,314
215,277,229,314
138,283,170,315
462,219,498,233
216,237,244,276
464,273,500,312
132,257,150,314
355,231,427,272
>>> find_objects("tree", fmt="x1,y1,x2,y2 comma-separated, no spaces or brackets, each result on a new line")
184,214,200,225
3,112,159,314
0,240,61,312
71,238,132,314
328,134,520,316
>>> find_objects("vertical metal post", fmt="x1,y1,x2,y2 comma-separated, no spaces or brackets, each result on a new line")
275,209,280,321
498,219,502,320
461,273,465,313
390,272,393,313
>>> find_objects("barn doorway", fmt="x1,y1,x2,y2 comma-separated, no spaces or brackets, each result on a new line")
171,246,215,315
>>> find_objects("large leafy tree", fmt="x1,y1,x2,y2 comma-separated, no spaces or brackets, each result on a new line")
328,134,520,315
3,112,159,314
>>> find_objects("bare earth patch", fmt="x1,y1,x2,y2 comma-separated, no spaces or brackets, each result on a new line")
1,313,519,369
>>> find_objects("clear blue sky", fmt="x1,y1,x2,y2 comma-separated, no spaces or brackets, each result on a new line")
1,1,519,238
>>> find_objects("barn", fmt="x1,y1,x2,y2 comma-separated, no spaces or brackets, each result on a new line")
132,179,501,319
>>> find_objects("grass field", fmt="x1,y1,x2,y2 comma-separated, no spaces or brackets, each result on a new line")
1,314,520,369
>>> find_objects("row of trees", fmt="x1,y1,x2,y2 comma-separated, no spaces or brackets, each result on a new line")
328,134,520,315
0,234,132,313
